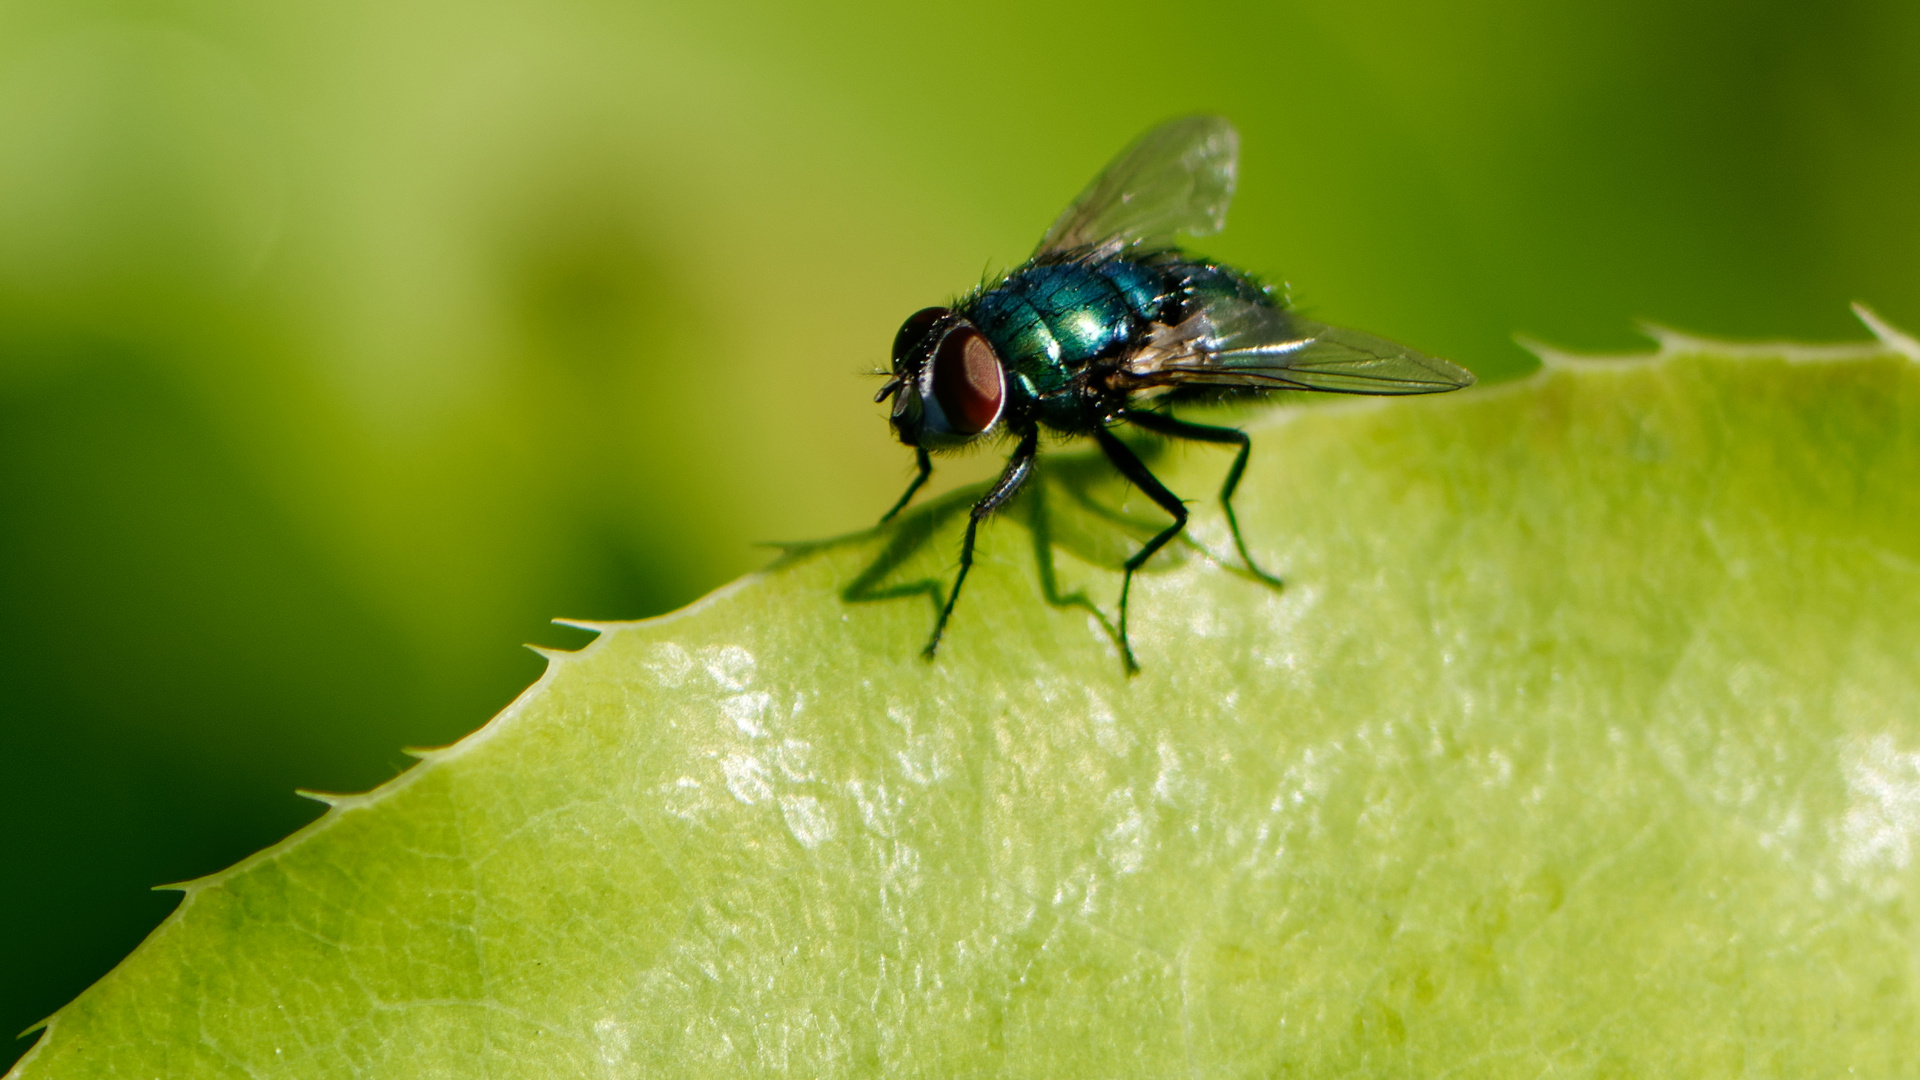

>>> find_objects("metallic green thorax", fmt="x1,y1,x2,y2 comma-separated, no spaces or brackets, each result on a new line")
960,251,1268,433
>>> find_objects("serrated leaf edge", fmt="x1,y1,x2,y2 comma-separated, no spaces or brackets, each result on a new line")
1514,303,1918,372
5,573,767,1074
10,303,1919,1074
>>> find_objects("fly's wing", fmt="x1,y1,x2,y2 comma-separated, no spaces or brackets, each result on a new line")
1035,116,1239,259
1125,295,1476,395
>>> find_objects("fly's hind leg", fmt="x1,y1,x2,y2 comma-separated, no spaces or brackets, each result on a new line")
924,428,1039,658
1093,425,1189,674
1122,409,1282,588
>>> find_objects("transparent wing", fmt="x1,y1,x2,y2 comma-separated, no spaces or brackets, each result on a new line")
1124,295,1476,396
1035,115,1239,258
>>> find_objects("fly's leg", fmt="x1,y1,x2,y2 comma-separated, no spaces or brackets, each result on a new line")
881,446,933,523
1093,425,1189,674
1121,410,1282,587
925,428,1039,658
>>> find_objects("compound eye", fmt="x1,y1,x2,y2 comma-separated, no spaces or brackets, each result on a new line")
892,307,952,367
929,326,1005,435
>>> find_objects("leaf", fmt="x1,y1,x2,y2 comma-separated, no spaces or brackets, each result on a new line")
13,326,1920,1078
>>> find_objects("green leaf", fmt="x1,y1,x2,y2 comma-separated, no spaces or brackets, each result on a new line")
14,327,1920,1078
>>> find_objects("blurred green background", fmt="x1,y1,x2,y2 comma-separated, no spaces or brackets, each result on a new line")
2,0,1916,1065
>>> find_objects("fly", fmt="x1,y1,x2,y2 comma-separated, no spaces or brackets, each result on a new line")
874,115,1475,672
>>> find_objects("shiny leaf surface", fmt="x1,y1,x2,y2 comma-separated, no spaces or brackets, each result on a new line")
14,338,1920,1078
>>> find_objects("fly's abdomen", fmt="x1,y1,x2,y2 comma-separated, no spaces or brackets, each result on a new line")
1163,259,1269,319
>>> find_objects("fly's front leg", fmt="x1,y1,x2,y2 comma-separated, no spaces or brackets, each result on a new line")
924,427,1040,658
1122,409,1281,587
880,446,933,523
1093,425,1189,674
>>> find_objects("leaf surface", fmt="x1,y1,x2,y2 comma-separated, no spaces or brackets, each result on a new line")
14,336,1920,1078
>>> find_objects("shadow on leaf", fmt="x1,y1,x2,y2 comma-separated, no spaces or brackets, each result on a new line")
767,448,1240,664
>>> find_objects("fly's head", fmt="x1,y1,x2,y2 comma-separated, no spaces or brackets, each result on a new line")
875,306,1006,449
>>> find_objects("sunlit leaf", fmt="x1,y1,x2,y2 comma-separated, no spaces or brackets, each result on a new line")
14,336,1920,1078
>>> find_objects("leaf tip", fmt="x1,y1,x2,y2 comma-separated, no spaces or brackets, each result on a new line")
1514,333,1584,371
1513,332,1658,372
1852,302,1920,363
1635,321,1699,354
4,1019,51,1080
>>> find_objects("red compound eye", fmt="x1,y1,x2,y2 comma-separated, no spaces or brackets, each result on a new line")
930,326,1005,435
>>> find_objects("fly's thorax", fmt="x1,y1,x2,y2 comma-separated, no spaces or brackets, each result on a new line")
970,264,1143,371
880,307,1007,449
1093,258,1168,321
963,257,1172,390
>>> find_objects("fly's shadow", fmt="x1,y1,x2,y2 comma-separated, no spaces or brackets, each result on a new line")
769,442,1276,664
837,458,1130,655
